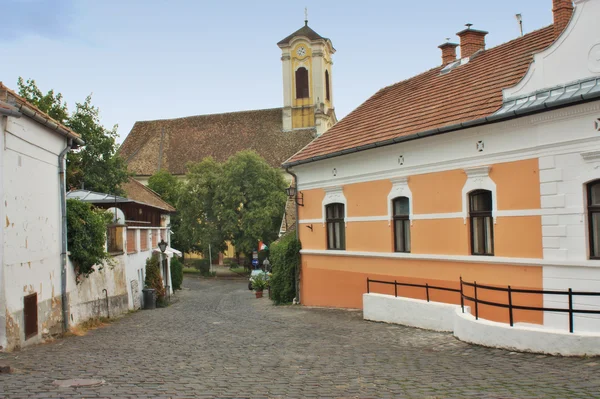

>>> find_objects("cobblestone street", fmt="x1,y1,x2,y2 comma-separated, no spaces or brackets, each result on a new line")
1,277,599,398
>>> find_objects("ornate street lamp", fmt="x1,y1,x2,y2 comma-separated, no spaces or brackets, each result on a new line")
286,184,304,206
158,239,168,253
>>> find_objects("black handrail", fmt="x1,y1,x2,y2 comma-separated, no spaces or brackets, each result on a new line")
366,277,600,333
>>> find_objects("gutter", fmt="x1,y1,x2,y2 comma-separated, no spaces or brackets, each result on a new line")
59,138,73,332
282,88,600,168
0,106,22,118
13,102,84,146
285,167,301,304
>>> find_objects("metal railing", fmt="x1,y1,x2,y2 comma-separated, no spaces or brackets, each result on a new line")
366,278,461,303
367,277,600,333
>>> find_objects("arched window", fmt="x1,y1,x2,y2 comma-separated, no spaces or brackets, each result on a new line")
393,197,410,253
325,70,331,101
326,203,345,250
470,190,494,256
296,67,309,99
587,180,600,258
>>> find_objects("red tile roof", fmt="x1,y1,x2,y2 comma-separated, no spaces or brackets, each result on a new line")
285,25,556,166
0,82,81,142
121,177,176,213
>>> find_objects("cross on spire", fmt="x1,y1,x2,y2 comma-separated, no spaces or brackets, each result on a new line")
305,7,308,26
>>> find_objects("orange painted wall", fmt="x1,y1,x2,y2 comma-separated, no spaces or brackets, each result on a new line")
298,188,325,220
494,216,543,258
491,158,541,210
346,221,392,252
343,180,391,217
301,254,543,324
299,223,327,250
410,169,466,214
411,219,470,255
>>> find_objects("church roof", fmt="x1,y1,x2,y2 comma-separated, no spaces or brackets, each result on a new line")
284,25,556,167
119,108,315,176
277,22,329,46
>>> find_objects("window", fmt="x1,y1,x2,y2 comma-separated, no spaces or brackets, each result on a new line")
152,229,158,248
469,190,494,256
126,229,137,253
140,230,148,251
325,70,331,101
588,181,600,258
326,203,345,250
107,225,124,254
393,197,411,253
296,67,309,99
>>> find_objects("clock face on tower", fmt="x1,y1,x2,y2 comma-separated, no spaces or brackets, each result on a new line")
296,46,306,57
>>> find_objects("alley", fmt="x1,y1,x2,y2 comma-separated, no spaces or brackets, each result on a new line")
0,277,599,399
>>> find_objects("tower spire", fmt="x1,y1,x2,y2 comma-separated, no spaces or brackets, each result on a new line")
304,7,308,26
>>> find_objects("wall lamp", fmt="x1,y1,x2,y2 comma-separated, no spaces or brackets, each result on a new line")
285,184,304,206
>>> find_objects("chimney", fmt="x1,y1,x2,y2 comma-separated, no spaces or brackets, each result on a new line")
438,42,459,65
553,0,574,38
456,24,488,59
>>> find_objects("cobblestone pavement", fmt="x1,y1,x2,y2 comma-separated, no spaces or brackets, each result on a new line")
1,277,599,399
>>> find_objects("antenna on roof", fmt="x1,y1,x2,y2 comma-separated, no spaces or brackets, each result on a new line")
305,7,308,26
515,13,524,37
465,23,473,30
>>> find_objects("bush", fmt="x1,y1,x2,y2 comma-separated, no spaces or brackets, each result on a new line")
269,233,301,305
171,257,184,290
66,199,112,279
145,254,166,305
187,258,214,277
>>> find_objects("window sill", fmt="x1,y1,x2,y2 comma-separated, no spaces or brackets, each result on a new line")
127,251,138,255
109,251,124,257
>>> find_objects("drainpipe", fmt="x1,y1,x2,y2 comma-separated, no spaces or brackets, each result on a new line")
59,138,73,332
285,167,301,304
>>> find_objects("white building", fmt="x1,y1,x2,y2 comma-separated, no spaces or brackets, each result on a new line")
0,83,83,351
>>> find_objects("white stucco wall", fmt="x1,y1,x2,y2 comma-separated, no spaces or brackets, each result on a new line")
363,293,469,332
1,115,67,350
454,309,600,356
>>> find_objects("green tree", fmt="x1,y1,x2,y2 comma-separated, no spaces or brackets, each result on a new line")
217,151,287,259
148,169,186,256
269,233,301,305
17,77,69,123
147,169,182,206
66,199,113,279
17,78,130,195
144,254,166,304
179,157,227,257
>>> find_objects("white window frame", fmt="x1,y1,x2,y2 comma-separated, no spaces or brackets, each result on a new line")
462,166,497,224
387,177,413,226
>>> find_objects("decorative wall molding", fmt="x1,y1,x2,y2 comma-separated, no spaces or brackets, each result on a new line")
300,249,600,269
462,165,497,224
321,186,347,226
298,207,585,225
387,177,413,226
581,150,600,162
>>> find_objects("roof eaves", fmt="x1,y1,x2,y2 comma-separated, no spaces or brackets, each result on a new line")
282,90,600,169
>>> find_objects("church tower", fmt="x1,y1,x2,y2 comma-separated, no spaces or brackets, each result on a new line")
277,18,337,136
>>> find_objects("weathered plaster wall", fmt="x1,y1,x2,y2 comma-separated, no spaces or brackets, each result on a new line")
2,115,66,350
67,254,129,326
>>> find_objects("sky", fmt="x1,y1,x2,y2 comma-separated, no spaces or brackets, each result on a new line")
1,0,555,144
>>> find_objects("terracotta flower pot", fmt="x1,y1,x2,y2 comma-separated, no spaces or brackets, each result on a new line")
255,291,263,298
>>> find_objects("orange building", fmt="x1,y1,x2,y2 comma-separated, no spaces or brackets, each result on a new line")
283,0,600,332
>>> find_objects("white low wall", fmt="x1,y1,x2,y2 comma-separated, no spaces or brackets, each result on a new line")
363,293,469,332
453,309,600,356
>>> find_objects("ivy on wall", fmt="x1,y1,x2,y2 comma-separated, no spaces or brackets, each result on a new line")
66,199,112,279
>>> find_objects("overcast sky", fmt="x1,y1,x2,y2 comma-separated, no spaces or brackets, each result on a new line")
1,0,554,143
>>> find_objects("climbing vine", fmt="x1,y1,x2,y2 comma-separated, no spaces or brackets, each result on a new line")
66,199,112,279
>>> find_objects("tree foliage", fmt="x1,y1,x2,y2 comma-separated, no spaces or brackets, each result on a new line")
179,157,227,257
217,151,287,257
175,151,287,260
17,78,129,195
170,257,184,291
147,169,182,206
269,233,301,305
66,199,112,279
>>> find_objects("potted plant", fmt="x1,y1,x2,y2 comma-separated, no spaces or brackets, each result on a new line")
252,273,267,298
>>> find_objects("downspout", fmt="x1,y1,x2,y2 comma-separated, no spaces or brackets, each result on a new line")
285,167,301,304
59,138,73,332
